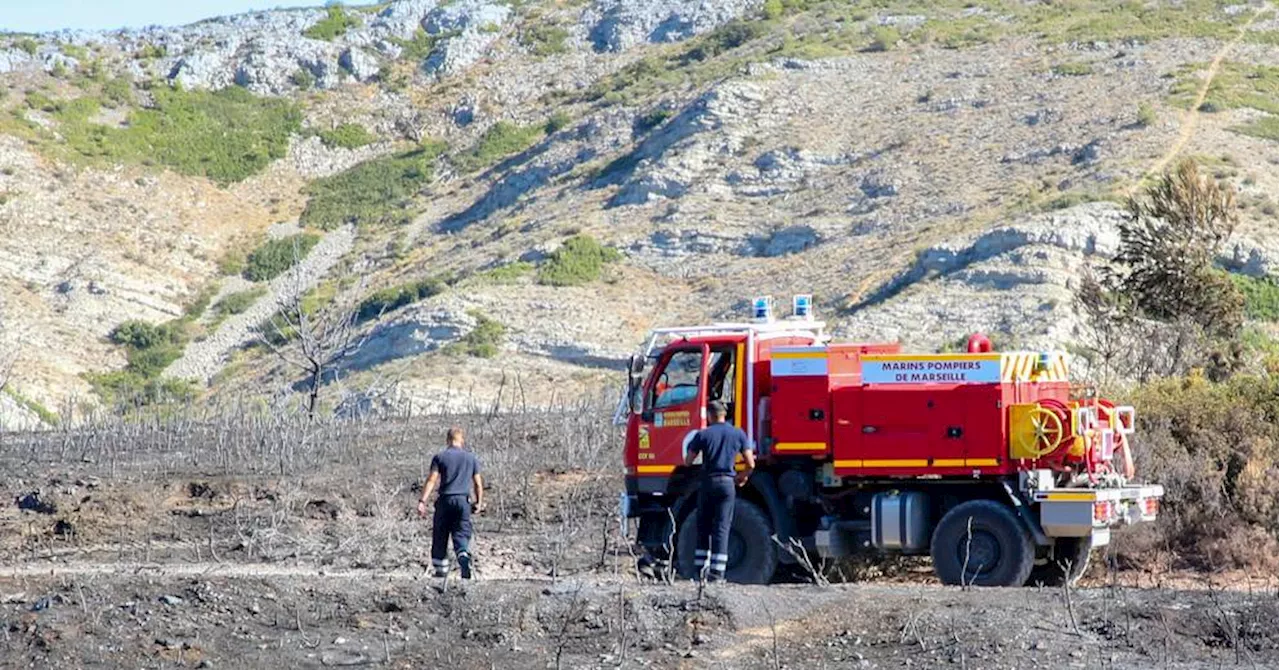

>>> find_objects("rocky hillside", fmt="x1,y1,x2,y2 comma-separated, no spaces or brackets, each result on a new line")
0,0,1276,422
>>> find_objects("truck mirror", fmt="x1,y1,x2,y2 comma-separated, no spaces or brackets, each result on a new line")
629,383,644,414
628,354,646,375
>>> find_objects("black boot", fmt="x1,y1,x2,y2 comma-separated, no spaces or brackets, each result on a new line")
458,551,472,580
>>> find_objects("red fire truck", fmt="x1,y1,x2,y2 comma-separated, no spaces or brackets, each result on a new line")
617,296,1163,586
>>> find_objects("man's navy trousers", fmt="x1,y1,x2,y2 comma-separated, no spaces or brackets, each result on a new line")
695,474,735,577
431,494,472,572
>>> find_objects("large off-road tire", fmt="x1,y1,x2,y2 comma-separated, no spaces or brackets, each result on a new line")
675,498,777,584
930,500,1035,587
1025,537,1092,586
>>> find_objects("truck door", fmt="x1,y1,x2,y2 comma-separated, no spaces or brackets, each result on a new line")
706,343,745,431
639,344,711,472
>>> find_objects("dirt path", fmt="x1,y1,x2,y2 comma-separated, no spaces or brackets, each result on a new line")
1127,7,1265,195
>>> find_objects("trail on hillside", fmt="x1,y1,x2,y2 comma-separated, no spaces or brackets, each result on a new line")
1127,7,1265,196
163,224,356,384
846,11,1265,312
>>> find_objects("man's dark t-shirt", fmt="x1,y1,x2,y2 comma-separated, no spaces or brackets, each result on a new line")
688,422,751,478
430,447,481,497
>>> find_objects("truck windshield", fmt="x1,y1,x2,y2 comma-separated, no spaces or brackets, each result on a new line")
651,349,702,409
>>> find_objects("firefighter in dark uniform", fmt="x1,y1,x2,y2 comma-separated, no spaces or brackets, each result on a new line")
684,400,756,582
417,427,485,579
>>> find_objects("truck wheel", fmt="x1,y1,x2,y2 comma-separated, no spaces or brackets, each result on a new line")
930,500,1035,587
1026,537,1092,586
675,498,778,584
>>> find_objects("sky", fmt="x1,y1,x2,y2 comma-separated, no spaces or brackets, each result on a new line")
0,0,318,33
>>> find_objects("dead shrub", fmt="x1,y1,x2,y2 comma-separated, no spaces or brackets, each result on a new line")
1116,371,1279,571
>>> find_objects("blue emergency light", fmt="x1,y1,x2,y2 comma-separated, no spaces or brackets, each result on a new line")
792,294,812,319
752,296,773,321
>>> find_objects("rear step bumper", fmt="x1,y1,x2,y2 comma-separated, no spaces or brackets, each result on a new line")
1034,485,1164,544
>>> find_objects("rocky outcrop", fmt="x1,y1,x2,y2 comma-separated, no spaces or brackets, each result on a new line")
164,225,357,385
584,0,764,52
421,1,512,76
837,203,1213,352
2,1,518,95
0,49,35,74
606,81,771,207
288,134,393,179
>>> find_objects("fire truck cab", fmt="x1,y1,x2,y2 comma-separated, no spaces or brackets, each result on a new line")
618,296,1164,586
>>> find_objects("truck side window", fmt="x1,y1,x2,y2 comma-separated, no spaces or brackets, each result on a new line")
651,350,702,409
707,349,735,405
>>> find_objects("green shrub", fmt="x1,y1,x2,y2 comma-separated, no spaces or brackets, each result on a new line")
98,318,191,402
243,233,321,282
446,311,505,358
318,122,376,149
476,261,533,285
356,276,448,322
455,121,546,173
865,25,900,52
300,141,446,229
291,69,316,89
1230,114,1279,141
1051,61,1093,76
183,282,220,321
212,287,266,319
125,344,184,378
635,108,673,134
61,43,88,60
536,235,621,287
544,112,572,134
24,91,57,112
101,76,133,108
16,38,37,56
1229,273,1279,322
109,319,184,350
51,86,301,184
519,23,569,56
762,0,784,20
85,371,195,406
3,388,59,425
682,20,764,62
392,28,456,63
304,5,361,41
136,43,165,60
1136,102,1157,127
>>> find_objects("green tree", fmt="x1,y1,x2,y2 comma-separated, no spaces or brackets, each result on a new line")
1115,159,1243,335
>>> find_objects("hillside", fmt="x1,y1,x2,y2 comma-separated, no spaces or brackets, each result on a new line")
0,0,1276,421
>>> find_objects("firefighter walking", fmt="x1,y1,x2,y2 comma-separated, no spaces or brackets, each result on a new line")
417,427,485,579
684,400,756,582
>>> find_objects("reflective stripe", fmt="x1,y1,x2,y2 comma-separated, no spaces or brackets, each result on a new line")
711,553,728,562
432,559,449,567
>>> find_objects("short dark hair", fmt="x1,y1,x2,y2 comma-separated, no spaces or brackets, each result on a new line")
446,427,465,444
707,400,727,417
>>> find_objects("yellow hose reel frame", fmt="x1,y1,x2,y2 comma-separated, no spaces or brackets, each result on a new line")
1009,403,1074,459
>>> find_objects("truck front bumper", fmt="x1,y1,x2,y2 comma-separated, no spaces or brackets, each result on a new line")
1034,484,1164,546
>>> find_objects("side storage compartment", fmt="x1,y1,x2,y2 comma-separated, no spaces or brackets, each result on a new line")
871,491,931,554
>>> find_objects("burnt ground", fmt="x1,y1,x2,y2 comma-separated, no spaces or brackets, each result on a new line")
1,570,1275,669
0,414,1275,668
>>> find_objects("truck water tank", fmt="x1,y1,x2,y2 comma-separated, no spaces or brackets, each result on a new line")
871,491,931,554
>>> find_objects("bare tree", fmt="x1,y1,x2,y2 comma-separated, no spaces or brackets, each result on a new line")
255,252,372,418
